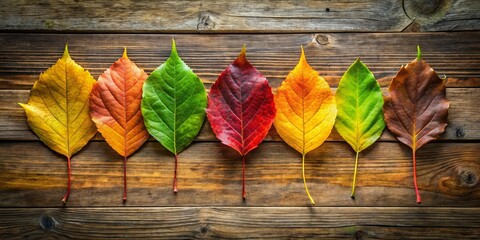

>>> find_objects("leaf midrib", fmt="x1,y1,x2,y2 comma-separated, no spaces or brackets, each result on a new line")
355,66,360,153
173,58,177,154
123,61,128,156
301,70,305,156
237,68,245,156
65,57,70,157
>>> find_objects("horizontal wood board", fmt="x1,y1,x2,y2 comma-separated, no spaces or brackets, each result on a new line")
1,33,479,90
0,207,479,239
0,141,478,207
0,0,478,32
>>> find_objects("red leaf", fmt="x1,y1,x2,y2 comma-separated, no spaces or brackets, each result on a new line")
206,46,276,198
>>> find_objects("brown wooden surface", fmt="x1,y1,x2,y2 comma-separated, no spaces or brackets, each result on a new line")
1,207,479,239
1,0,479,32
1,0,479,239
0,141,478,207
1,33,479,90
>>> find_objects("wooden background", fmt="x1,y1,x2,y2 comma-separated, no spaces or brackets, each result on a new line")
1,0,479,239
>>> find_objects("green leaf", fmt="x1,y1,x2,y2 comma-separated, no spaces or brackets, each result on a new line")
141,39,207,192
334,58,385,198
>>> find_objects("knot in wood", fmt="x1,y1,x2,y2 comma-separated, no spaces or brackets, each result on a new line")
459,170,479,187
197,12,216,31
455,127,465,139
315,34,329,45
200,225,209,234
403,0,452,24
354,229,366,240
40,215,55,231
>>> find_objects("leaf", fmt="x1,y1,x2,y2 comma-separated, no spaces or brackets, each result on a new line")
19,45,97,203
206,46,276,199
383,46,449,204
141,39,207,192
334,59,385,198
273,46,337,205
90,48,149,201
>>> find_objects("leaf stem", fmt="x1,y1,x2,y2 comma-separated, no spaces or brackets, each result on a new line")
413,149,422,204
416,45,422,61
302,153,315,205
123,155,127,202
242,155,246,199
173,154,178,193
351,151,359,199
62,156,72,203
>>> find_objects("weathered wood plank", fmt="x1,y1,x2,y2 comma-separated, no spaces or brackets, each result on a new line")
1,0,478,32
1,88,478,141
0,0,412,32
0,141,478,207
0,207,479,239
1,33,479,90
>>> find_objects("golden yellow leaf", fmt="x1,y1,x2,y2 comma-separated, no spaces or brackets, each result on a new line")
274,46,337,205
19,45,97,203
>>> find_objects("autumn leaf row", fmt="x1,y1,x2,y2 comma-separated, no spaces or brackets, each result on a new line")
20,40,449,205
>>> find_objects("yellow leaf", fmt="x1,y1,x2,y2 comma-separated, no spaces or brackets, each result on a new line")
19,45,97,203
274,46,337,204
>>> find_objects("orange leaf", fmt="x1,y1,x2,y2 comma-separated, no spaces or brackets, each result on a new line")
90,48,149,201
274,47,337,205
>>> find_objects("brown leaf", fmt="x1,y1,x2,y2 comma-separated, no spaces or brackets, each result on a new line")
383,46,449,204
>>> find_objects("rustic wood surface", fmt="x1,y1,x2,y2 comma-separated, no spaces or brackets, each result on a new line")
0,0,479,32
0,0,479,239
1,33,479,90
0,141,478,207
1,207,479,239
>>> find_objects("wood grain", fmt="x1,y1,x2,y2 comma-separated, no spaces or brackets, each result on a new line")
1,2,479,238
0,141,478,207
1,0,478,32
2,88,478,141
1,33,479,90
0,207,479,239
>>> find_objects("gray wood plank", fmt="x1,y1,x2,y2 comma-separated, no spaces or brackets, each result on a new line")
1,0,478,32
0,0,410,32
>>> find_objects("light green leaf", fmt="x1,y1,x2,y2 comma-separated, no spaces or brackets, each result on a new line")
334,58,385,198
141,39,207,192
